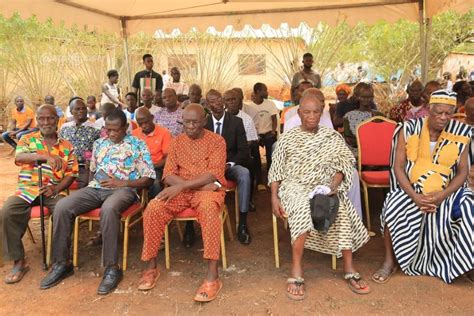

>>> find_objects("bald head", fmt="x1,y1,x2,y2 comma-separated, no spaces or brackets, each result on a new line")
184,103,206,119
183,103,207,139
135,107,155,134
37,104,58,117
302,88,325,104
135,107,153,121
37,104,59,136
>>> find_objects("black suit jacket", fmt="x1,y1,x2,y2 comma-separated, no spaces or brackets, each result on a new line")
205,113,250,166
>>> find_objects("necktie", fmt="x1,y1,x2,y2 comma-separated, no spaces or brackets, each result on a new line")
215,122,221,135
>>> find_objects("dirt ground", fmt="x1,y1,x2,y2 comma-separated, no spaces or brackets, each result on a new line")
0,144,472,316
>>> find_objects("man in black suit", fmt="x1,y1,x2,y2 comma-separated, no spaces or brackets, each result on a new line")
204,89,252,245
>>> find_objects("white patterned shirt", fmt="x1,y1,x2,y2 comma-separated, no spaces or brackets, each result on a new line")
234,110,258,141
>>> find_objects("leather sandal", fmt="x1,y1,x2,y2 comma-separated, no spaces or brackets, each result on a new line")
194,279,223,302
345,272,371,295
286,277,306,301
4,265,29,284
138,268,160,291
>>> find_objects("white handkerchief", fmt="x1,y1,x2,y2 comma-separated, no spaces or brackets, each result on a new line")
308,185,331,199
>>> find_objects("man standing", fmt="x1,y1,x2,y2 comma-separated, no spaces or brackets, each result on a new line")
138,104,227,303
132,54,163,104
205,90,252,244
291,53,322,98
164,67,189,96
154,88,184,137
133,107,171,198
40,109,155,295
1,104,78,284
59,98,100,188
2,96,37,149
243,83,278,187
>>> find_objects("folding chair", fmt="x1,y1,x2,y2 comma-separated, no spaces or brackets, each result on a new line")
72,189,148,270
272,214,337,270
164,205,233,269
356,116,396,235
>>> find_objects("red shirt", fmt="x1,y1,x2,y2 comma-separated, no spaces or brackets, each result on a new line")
132,124,171,166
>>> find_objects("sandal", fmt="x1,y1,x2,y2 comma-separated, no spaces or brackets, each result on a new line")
372,265,397,284
345,272,371,295
194,279,223,302
286,277,306,301
138,268,160,291
4,265,30,284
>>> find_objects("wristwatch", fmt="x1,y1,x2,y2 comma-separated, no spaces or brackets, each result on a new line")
213,181,222,190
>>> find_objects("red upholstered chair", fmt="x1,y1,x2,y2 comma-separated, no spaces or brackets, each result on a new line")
72,189,148,270
27,206,53,267
164,205,233,270
356,116,396,235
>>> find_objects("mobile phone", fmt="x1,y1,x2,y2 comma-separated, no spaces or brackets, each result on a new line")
94,169,110,182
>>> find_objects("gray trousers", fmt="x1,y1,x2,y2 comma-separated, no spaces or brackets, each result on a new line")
1,195,63,262
52,187,136,267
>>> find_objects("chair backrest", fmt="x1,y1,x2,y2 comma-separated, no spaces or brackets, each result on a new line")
356,116,396,168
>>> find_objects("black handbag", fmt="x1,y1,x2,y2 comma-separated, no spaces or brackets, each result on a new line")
310,194,339,234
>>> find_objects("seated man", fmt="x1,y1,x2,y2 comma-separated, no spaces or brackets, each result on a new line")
269,94,371,300
132,107,171,198
154,88,184,137
1,104,78,284
138,104,227,303
206,89,252,244
389,80,426,122
373,90,473,284
2,96,38,150
59,97,100,188
40,109,155,295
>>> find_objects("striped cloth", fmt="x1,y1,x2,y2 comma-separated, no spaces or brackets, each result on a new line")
381,118,473,283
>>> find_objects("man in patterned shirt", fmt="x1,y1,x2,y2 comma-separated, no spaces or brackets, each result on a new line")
154,88,184,137
41,109,155,295
59,98,100,188
389,80,426,122
1,104,78,284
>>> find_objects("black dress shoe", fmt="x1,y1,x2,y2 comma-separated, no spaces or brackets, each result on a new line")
238,225,252,245
40,262,74,289
183,225,195,248
97,265,123,295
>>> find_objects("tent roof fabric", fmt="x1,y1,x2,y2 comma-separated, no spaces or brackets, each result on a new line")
1,0,473,35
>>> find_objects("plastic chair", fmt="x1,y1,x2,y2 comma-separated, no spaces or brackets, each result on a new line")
72,189,148,270
356,116,396,235
164,205,233,269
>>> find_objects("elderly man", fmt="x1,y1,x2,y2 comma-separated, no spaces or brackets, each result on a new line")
269,94,371,300
2,96,37,149
40,109,155,295
1,104,78,284
59,98,100,188
373,90,473,284
389,80,426,122
132,107,171,198
154,88,184,137
138,104,227,303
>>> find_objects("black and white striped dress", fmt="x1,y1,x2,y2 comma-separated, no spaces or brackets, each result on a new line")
381,118,473,283
269,127,369,257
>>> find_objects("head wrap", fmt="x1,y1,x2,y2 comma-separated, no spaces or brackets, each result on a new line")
335,84,351,96
429,89,457,107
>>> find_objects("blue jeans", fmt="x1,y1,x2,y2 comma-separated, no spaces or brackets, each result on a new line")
2,128,38,149
225,165,251,213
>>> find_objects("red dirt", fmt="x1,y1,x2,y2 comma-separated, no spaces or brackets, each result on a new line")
0,145,472,315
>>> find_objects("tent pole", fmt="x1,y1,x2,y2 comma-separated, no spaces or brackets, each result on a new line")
418,0,427,84
121,17,132,91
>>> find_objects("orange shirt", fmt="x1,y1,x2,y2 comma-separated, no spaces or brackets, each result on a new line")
132,124,171,165
12,106,36,128
163,130,226,185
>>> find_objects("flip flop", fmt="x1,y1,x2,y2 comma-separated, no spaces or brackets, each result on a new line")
138,268,160,291
4,265,30,284
345,272,371,295
286,277,306,301
194,279,223,302
372,266,397,284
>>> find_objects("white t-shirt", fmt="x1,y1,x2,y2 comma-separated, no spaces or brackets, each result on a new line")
164,81,189,95
134,104,161,117
244,99,278,135
101,83,120,105
94,117,132,134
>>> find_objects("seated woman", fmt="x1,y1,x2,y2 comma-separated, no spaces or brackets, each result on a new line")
269,94,371,300
373,90,473,284
343,83,384,158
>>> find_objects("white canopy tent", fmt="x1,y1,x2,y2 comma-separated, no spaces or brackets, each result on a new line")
2,0,473,83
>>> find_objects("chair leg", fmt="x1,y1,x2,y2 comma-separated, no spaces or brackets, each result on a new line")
234,187,239,232
46,217,53,268
164,224,170,269
26,224,36,244
362,183,375,236
88,220,93,232
73,217,80,267
224,206,234,241
332,255,337,270
176,221,184,242
272,215,280,268
122,219,129,271
220,221,227,269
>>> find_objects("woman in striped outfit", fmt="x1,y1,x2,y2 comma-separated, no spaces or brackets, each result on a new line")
373,90,473,284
